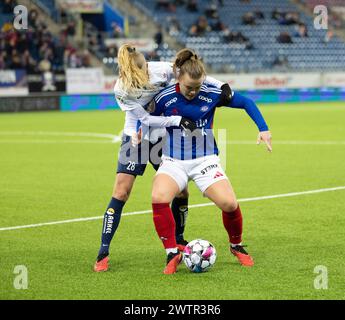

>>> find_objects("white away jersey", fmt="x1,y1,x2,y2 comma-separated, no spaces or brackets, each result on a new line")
114,61,224,140
114,61,175,137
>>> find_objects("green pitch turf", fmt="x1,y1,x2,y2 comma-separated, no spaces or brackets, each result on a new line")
0,101,344,300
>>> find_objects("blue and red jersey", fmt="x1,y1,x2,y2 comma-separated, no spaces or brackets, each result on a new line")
153,82,268,160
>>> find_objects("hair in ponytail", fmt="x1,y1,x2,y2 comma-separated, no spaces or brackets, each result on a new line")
173,48,206,80
117,44,153,92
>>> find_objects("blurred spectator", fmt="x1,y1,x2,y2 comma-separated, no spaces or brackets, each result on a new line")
22,49,36,72
223,27,254,49
272,55,289,69
242,12,256,25
277,31,293,43
167,16,181,36
189,15,210,36
0,52,7,69
174,0,185,5
10,51,22,69
107,44,118,58
155,0,176,12
324,30,334,43
154,26,164,47
146,50,161,61
155,0,170,10
186,0,198,12
272,8,282,20
2,0,17,14
205,3,218,19
110,22,123,38
65,48,80,68
88,35,100,53
294,23,308,37
254,9,265,19
28,9,39,29
65,21,76,37
211,18,226,32
276,11,300,25
81,50,92,67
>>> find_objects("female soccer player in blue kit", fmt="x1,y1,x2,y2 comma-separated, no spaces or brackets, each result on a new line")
93,44,231,272
150,49,272,274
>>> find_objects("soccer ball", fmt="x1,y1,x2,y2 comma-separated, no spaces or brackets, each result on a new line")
183,239,217,273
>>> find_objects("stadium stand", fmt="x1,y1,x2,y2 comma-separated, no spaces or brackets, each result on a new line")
1,0,345,73
0,0,93,71
131,0,345,73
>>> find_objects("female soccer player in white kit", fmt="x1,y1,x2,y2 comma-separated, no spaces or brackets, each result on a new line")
150,49,272,274
94,44,231,272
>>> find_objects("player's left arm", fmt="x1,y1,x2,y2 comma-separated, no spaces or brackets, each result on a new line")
226,92,272,152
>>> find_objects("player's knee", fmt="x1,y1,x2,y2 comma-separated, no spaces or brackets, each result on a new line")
152,190,169,204
221,200,238,213
113,187,131,202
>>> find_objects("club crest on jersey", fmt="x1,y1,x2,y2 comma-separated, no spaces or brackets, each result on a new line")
172,108,179,115
200,105,209,112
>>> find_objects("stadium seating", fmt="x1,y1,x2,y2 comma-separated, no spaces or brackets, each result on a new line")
0,0,93,71
132,0,345,72
33,0,59,21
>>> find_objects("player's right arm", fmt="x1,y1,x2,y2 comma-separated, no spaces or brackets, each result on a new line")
115,86,182,128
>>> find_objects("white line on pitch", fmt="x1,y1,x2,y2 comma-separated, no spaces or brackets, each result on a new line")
0,186,344,232
1,139,345,145
226,140,345,145
0,136,345,146
0,131,117,139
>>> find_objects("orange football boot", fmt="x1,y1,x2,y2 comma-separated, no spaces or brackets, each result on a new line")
230,245,254,267
163,252,182,274
93,256,109,272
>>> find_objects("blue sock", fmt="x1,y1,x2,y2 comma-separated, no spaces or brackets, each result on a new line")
98,197,125,258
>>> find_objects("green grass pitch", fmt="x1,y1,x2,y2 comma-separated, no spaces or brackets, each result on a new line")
0,101,344,300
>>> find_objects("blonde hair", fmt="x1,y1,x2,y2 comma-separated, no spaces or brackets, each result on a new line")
173,48,206,80
117,44,153,92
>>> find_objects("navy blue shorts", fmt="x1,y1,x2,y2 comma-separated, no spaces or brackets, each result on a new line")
116,134,164,176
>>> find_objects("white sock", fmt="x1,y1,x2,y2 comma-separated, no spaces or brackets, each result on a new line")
231,243,242,248
166,248,178,255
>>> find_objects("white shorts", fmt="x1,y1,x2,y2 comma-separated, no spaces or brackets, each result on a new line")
156,154,228,194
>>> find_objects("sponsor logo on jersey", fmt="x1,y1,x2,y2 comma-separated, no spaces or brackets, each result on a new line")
198,95,212,103
200,164,218,175
196,119,208,127
214,171,224,179
165,97,178,107
200,105,209,112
